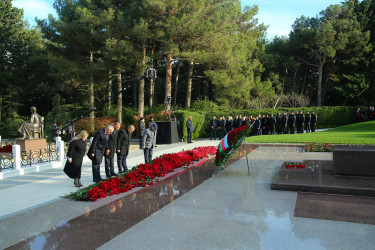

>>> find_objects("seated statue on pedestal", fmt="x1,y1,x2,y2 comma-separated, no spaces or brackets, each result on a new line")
18,106,44,139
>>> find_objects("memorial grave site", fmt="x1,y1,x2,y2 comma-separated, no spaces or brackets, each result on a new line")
2,0,375,249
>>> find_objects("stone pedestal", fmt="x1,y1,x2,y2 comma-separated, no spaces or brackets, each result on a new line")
333,148,375,176
16,138,47,152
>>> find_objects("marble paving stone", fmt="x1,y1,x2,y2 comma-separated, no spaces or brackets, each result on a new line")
294,192,375,225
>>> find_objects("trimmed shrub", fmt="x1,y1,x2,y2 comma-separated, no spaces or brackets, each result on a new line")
75,117,117,137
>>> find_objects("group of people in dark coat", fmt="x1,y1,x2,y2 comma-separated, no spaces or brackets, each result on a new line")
355,106,375,122
254,111,317,135
207,111,318,139
64,122,136,187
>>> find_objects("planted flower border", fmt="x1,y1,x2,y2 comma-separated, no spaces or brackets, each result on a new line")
65,146,216,202
215,124,252,167
304,142,332,152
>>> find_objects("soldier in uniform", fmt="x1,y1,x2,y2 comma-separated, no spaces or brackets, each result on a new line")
287,111,296,134
305,111,311,133
281,112,288,134
276,112,282,134
311,111,317,132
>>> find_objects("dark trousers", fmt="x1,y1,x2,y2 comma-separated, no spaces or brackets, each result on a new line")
104,157,115,177
283,125,288,134
311,125,316,132
92,164,102,182
306,123,311,133
139,135,144,149
210,129,216,140
187,131,192,143
269,125,275,135
218,128,224,140
144,148,153,163
117,154,128,172
288,124,295,134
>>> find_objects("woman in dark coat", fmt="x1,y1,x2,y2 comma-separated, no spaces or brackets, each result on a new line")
64,130,88,187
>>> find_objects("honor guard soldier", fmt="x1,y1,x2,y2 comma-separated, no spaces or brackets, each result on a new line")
311,111,317,132
287,111,296,134
281,112,288,134
305,111,311,133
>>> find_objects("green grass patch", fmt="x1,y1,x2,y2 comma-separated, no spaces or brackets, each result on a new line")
245,121,375,144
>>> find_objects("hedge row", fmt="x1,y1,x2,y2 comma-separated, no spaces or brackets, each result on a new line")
175,106,360,141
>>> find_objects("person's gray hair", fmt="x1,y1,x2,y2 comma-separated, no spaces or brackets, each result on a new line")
106,125,114,130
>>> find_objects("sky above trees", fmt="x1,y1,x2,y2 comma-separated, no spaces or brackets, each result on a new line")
14,0,343,38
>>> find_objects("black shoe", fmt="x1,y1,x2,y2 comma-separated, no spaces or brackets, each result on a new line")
111,172,118,177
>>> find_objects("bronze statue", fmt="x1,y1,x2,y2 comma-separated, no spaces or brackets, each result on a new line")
18,106,44,139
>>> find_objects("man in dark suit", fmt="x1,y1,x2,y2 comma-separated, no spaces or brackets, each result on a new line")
138,117,145,149
186,116,193,143
88,125,114,182
104,122,120,178
209,116,217,140
225,116,233,134
117,125,135,173
218,116,226,140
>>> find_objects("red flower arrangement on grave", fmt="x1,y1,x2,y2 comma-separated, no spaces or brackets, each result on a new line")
66,146,216,202
215,124,252,167
285,162,306,168
304,142,332,152
0,144,12,153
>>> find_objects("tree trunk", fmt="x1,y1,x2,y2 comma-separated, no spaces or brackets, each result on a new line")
149,47,156,109
133,79,137,108
204,79,209,97
299,75,306,97
107,70,112,115
165,52,173,111
89,51,95,132
185,59,194,108
173,61,180,105
117,69,122,124
317,56,326,107
321,71,329,107
0,94,2,123
138,44,146,117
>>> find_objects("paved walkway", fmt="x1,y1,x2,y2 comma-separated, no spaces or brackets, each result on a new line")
1,137,374,249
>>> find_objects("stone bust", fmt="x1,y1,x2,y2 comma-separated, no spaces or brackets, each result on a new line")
18,106,44,139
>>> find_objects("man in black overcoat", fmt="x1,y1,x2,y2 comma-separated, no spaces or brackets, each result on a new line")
269,114,276,135
88,125,114,182
218,116,226,140
138,117,145,149
225,116,233,134
311,111,317,132
210,116,217,140
104,122,120,178
276,113,282,134
117,125,135,173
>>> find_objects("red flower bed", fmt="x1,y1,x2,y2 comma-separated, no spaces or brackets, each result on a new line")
80,146,216,202
0,144,12,153
285,162,306,168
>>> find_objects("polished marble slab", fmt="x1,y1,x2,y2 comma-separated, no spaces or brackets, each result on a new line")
295,192,375,225
272,160,375,197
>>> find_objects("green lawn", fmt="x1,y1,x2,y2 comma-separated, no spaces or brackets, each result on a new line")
245,120,375,144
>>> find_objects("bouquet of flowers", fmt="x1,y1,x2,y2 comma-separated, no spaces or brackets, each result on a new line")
215,124,252,167
0,144,12,153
